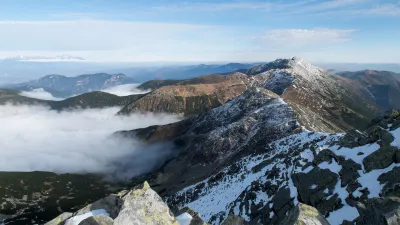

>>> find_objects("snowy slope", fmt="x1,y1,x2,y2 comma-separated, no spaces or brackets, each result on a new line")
167,121,400,225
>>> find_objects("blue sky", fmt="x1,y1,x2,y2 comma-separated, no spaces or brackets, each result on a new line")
0,0,399,63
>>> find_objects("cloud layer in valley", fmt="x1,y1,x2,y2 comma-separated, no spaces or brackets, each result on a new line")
0,104,180,179
101,84,150,96
19,88,64,101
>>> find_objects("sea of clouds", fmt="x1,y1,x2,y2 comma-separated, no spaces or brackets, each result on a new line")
18,84,150,101
0,104,180,179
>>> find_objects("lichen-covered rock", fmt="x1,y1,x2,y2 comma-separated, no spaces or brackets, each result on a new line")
221,214,249,225
78,214,113,225
389,109,400,120
362,146,397,172
113,182,179,225
45,212,73,225
277,203,330,225
356,196,400,225
47,182,181,225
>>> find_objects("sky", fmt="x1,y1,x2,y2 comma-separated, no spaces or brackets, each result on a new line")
0,0,399,63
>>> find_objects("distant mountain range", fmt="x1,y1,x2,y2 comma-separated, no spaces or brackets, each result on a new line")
108,62,263,82
6,73,136,98
3,55,85,62
337,70,400,110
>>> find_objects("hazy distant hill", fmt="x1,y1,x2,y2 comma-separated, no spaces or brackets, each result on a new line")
7,73,136,98
111,62,262,82
337,70,400,110
0,89,145,110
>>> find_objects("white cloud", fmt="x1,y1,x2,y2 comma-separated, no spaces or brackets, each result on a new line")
153,2,273,11
0,20,214,52
0,104,180,179
298,0,367,12
0,20,239,62
101,84,150,96
365,3,400,16
256,28,356,48
19,88,64,101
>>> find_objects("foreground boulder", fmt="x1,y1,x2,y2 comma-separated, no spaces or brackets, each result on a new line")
113,182,178,224
277,203,330,225
46,182,206,225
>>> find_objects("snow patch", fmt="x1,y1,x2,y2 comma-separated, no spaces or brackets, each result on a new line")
176,212,193,225
65,209,109,225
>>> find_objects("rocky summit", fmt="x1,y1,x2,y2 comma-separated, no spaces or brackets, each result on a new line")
46,181,207,225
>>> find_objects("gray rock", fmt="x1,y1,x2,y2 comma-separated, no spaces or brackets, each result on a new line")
378,167,400,196
44,212,73,225
362,146,397,172
356,196,400,225
292,167,340,216
395,151,400,164
74,194,123,219
175,207,208,225
340,158,362,187
313,149,361,187
221,214,249,225
78,214,113,225
391,120,400,131
113,181,179,225
365,126,394,147
340,130,370,148
271,187,294,218
277,203,330,225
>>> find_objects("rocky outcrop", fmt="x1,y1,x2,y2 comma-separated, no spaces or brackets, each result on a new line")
113,182,178,224
277,203,330,225
166,111,400,225
46,182,205,225
356,196,400,225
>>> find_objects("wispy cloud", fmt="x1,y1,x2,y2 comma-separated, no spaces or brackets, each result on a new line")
152,0,368,14
255,28,356,48
0,20,215,52
364,3,400,16
152,1,273,12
